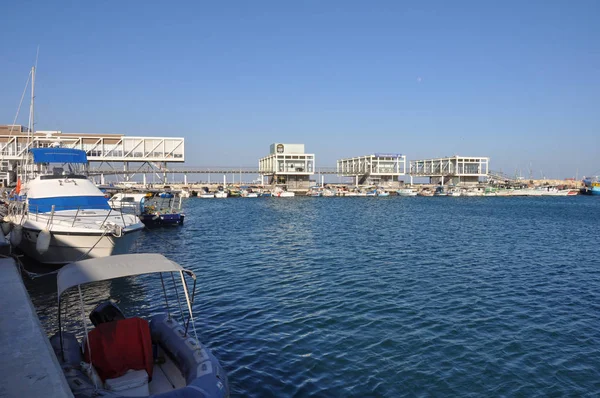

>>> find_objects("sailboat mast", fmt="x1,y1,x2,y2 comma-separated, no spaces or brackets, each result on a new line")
29,66,35,135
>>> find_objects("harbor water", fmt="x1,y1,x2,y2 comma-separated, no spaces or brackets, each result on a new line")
26,196,600,397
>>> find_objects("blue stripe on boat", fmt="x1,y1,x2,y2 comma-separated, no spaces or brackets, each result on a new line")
29,196,110,212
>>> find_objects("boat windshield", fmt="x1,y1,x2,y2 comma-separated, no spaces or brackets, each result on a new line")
24,148,88,179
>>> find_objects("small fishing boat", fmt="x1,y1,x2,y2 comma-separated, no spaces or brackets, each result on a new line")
139,196,184,227
433,186,447,197
49,253,229,397
306,186,322,197
214,186,228,199
397,188,417,197
272,187,295,197
199,187,214,198
447,188,462,197
108,193,149,214
240,187,259,198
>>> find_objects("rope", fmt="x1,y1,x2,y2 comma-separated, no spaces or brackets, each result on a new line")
78,285,98,391
7,226,109,280
170,272,187,328
72,228,111,263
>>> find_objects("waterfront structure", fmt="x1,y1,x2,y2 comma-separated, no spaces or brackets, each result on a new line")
410,155,489,185
0,125,184,185
259,143,315,190
337,153,406,187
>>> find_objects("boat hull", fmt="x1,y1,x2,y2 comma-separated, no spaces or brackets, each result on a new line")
140,213,184,228
19,227,142,264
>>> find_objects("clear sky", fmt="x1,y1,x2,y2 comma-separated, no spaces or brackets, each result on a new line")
2,1,599,178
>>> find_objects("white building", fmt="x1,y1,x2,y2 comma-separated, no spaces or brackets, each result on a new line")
410,155,489,185
0,125,184,186
337,153,406,187
258,143,315,190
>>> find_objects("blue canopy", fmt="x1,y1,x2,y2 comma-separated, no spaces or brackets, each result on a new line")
29,148,88,164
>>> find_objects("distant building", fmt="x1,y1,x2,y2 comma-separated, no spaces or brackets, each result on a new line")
0,124,184,186
258,143,315,190
410,155,489,185
337,153,406,187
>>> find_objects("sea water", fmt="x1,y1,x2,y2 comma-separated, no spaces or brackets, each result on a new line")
27,196,600,397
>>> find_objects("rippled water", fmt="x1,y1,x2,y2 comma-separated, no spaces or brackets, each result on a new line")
26,196,600,397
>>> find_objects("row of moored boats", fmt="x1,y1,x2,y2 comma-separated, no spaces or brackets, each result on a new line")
1,147,229,398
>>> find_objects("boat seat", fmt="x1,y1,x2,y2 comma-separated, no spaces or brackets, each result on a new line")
84,317,153,382
105,369,150,397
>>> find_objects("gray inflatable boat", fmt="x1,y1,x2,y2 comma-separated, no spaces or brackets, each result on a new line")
50,254,229,397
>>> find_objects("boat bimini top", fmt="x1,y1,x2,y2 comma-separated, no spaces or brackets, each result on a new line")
57,253,195,296
56,254,199,362
29,147,89,164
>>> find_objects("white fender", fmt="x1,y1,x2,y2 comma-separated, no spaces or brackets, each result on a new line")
1,222,12,236
10,224,22,246
36,228,51,254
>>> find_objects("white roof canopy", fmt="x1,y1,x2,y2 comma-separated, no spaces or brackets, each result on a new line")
57,253,194,296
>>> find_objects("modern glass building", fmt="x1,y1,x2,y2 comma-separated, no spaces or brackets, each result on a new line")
337,153,406,187
258,143,315,190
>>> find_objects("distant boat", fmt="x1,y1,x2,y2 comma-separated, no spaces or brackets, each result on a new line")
434,186,447,197
272,187,295,197
108,193,148,214
139,196,184,227
198,187,214,198
397,188,417,197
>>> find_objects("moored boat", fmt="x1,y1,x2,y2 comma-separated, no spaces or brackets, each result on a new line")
4,148,144,264
397,188,417,197
49,254,229,398
139,196,184,227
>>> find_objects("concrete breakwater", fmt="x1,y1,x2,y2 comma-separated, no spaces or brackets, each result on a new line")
0,258,72,397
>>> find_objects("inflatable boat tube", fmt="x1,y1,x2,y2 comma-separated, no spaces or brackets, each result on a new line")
149,314,229,398
49,316,229,398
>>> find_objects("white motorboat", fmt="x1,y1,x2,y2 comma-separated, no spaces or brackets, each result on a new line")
49,253,229,398
537,186,572,196
108,192,149,215
433,186,448,197
447,188,462,197
4,148,144,264
178,189,191,198
214,190,228,198
272,187,295,197
397,188,417,197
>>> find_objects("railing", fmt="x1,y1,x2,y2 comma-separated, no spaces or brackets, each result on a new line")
8,201,134,231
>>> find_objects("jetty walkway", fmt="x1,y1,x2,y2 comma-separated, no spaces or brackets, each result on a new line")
0,258,72,397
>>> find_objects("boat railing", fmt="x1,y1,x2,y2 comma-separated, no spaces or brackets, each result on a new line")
18,203,133,229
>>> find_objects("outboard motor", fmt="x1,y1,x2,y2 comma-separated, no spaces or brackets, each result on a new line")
89,301,125,327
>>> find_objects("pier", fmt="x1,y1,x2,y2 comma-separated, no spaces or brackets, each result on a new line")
0,258,72,397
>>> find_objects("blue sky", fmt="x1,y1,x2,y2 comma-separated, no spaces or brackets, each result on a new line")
2,1,599,178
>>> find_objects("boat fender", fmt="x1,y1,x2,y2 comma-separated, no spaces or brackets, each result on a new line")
150,314,229,398
36,228,51,254
0,222,12,236
152,213,160,221
10,224,22,246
